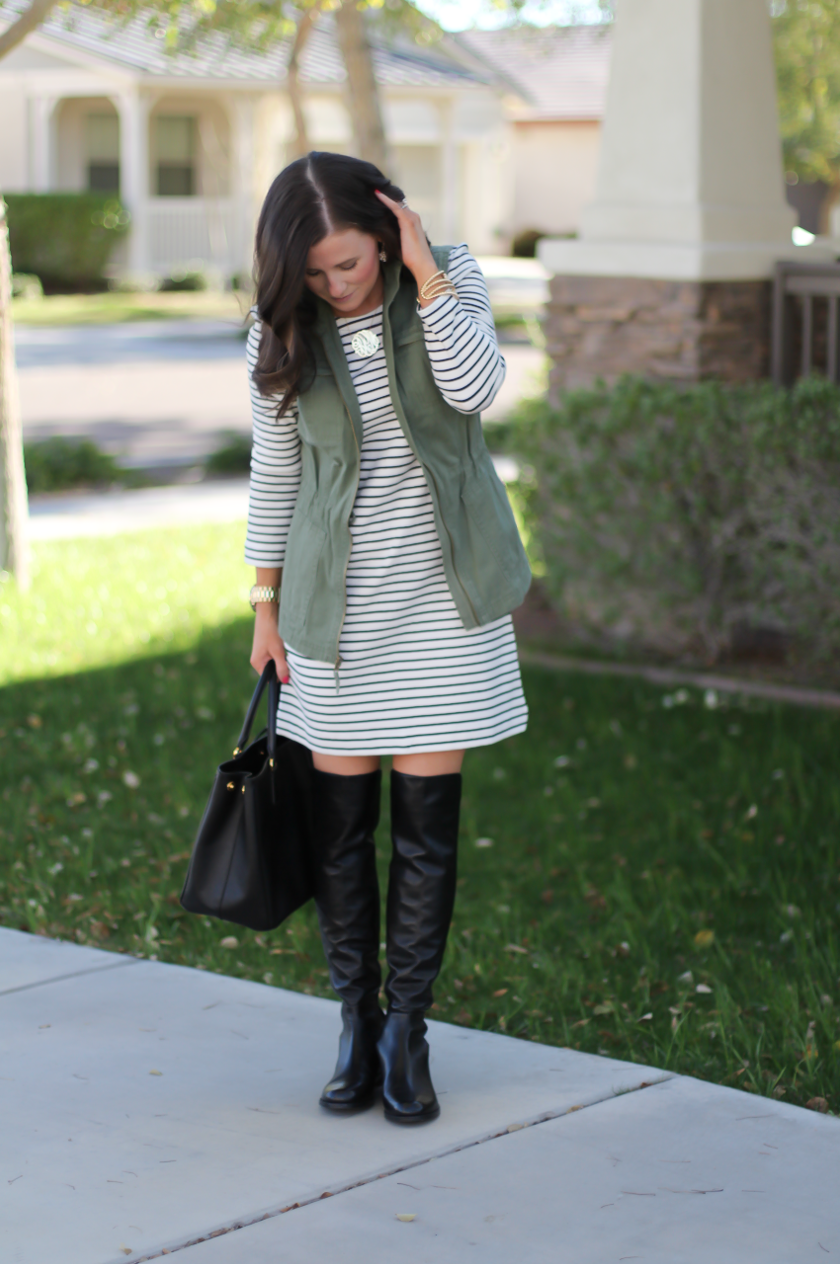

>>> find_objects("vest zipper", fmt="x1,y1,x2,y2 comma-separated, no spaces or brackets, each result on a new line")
334,404,361,692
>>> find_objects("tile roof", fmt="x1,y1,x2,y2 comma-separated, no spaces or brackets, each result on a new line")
453,24,612,121
5,2,491,89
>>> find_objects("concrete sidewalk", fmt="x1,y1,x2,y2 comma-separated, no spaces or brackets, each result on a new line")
27,478,252,540
26,455,521,541
2,926,837,1263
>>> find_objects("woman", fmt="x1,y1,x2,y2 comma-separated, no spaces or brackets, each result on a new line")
245,151,530,1124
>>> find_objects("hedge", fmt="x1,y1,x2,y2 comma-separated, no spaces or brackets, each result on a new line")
505,375,840,671
5,193,130,288
24,438,121,494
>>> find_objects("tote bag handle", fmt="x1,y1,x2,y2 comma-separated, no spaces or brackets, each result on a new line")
233,660,279,762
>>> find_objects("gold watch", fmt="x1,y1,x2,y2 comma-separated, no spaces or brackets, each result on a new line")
249,584,279,611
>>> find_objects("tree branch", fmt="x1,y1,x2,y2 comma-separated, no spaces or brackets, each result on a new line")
0,0,60,62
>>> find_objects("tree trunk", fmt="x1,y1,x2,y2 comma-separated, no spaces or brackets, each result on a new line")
0,196,29,588
0,0,58,589
287,7,320,160
0,0,59,60
334,0,390,172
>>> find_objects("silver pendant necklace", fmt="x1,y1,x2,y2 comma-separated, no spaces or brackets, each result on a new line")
351,328,380,358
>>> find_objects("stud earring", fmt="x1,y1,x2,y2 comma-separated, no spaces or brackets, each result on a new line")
379,247,387,262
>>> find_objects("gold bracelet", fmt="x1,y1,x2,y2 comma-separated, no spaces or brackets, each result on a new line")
419,270,457,302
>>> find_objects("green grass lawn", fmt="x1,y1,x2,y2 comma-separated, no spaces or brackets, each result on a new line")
11,290,251,326
1,526,838,1114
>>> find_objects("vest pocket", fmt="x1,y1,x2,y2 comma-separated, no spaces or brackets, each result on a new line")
280,512,328,625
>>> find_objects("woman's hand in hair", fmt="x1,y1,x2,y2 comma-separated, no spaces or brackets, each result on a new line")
250,606,290,684
374,189,440,304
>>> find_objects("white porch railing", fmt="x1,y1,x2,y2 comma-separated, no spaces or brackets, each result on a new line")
145,197,237,275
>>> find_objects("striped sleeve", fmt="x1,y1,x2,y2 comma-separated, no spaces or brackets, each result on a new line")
243,320,302,567
418,243,506,415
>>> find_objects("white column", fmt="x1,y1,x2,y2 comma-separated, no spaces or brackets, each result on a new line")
540,0,816,282
115,90,151,275
30,96,57,191
231,94,256,283
439,98,458,244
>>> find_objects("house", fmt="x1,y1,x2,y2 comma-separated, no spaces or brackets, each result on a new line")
455,24,612,242
0,8,615,279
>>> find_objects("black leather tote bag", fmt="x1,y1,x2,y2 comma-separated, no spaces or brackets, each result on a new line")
180,661,314,930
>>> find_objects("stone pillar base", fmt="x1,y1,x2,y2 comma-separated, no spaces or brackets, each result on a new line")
545,275,772,393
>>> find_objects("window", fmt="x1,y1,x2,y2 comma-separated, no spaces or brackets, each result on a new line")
155,116,197,196
85,114,119,193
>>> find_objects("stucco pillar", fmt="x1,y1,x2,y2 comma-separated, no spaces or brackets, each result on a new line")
230,94,257,285
115,90,151,275
539,0,829,387
30,95,57,191
439,98,458,244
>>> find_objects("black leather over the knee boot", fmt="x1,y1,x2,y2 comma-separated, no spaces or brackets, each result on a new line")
312,768,384,1112
378,770,461,1124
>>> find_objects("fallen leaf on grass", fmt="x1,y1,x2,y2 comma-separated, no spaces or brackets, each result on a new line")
693,930,715,949
493,988,508,998
505,943,528,955
395,1214,416,1222
571,1018,590,1029
806,1097,829,1114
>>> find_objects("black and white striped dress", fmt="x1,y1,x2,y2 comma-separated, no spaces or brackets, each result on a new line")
245,243,528,755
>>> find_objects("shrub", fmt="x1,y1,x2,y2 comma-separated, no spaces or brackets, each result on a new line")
511,228,546,258
205,432,251,476
24,438,121,494
11,273,43,300
159,269,207,292
5,193,130,289
507,376,840,668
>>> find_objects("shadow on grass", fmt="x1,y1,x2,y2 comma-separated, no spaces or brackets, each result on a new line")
2,617,839,1113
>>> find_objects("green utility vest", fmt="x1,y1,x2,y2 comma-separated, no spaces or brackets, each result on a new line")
278,245,531,665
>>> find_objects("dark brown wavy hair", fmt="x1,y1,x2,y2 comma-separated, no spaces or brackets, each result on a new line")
252,151,405,417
